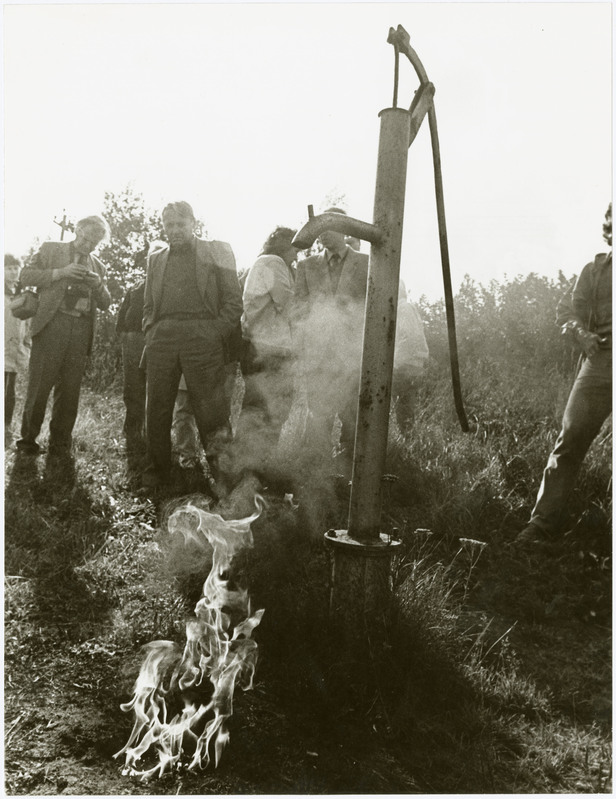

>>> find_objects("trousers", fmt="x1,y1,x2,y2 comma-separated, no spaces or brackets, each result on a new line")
530,349,612,533
5,372,17,427
172,387,200,466
19,312,90,447
121,331,146,443
144,318,228,480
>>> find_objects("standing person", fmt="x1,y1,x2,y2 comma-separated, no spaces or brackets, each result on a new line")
16,215,111,455
294,208,368,471
515,203,612,546
142,201,242,489
392,281,429,430
116,278,146,452
241,226,299,442
4,255,30,447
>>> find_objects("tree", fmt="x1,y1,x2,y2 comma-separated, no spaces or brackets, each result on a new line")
97,185,163,307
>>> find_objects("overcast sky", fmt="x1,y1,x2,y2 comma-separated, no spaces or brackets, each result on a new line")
3,2,612,299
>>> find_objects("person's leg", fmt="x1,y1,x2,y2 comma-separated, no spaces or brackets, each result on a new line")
144,322,182,485
528,352,612,535
122,332,146,446
259,354,296,441
337,370,360,468
303,380,336,460
5,371,17,428
391,369,418,431
48,316,90,449
180,322,230,485
19,316,68,451
172,386,200,467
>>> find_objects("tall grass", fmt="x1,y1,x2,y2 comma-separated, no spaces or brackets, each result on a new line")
5,270,611,793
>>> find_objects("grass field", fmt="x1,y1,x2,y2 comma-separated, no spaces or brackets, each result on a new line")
4,273,612,794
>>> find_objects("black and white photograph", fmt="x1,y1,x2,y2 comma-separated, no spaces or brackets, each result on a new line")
3,1,612,794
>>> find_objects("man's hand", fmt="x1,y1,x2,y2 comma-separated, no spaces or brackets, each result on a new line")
61,263,92,281
577,328,602,357
82,270,102,289
60,263,102,288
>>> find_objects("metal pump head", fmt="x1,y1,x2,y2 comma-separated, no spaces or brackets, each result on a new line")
292,206,382,251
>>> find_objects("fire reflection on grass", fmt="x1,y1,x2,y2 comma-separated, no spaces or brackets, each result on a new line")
116,498,265,779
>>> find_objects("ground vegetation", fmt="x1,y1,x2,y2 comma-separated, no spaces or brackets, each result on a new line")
4,270,611,794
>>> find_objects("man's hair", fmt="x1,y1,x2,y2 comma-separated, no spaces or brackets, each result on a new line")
5,253,21,269
602,202,612,246
261,226,297,258
76,215,110,244
162,201,196,222
322,206,347,215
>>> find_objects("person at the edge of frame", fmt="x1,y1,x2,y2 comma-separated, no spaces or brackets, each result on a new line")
16,215,111,456
514,203,612,547
5,254,31,448
141,200,242,491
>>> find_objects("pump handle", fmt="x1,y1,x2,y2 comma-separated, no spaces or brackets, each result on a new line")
388,24,470,432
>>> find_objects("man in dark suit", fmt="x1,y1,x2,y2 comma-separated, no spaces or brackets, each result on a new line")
294,208,369,469
142,201,242,489
17,215,111,455
116,277,146,452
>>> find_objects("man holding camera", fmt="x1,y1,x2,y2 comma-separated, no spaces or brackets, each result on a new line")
16,215,111,455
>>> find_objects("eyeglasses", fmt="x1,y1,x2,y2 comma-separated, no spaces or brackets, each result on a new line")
78,232,103,248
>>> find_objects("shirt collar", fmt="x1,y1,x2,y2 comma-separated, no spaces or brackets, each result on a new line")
326,245,349,265
169,237,196,256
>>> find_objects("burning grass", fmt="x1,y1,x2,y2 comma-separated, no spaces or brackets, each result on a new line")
117,500,265,778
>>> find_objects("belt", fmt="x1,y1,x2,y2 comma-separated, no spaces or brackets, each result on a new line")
59,308,89,319
158,313,214,321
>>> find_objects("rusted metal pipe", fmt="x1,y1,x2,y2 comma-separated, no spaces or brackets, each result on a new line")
292,208,381,251
347,107,412,544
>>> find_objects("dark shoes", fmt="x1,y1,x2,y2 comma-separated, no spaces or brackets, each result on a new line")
48,439,72,456
16,439,43,455
513,522,556,549
141,471,167,490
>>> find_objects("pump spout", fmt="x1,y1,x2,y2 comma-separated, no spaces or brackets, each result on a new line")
292,207,382,250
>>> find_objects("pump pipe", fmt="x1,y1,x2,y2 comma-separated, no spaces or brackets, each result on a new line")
293,207,382,250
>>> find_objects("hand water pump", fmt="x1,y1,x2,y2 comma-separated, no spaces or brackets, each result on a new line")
293,25,468,638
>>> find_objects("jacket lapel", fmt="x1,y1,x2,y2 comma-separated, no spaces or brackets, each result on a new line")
195,239,214,297
335,248,359,298
152,249,169,319
313,253,332,296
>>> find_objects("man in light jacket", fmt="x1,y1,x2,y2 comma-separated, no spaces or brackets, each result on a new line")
241,225,298,440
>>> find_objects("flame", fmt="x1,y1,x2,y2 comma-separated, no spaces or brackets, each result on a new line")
116,496,265,778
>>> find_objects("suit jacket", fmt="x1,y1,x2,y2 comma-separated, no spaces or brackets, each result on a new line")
143,238,242,342
294,246,369,372
294,246,368,311
19,241,111,350
116,281,145,334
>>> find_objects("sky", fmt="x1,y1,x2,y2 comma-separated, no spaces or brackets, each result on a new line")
2,1,612,300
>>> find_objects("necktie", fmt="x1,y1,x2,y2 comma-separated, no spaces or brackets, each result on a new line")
65,252,87,310
329,254,342,292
